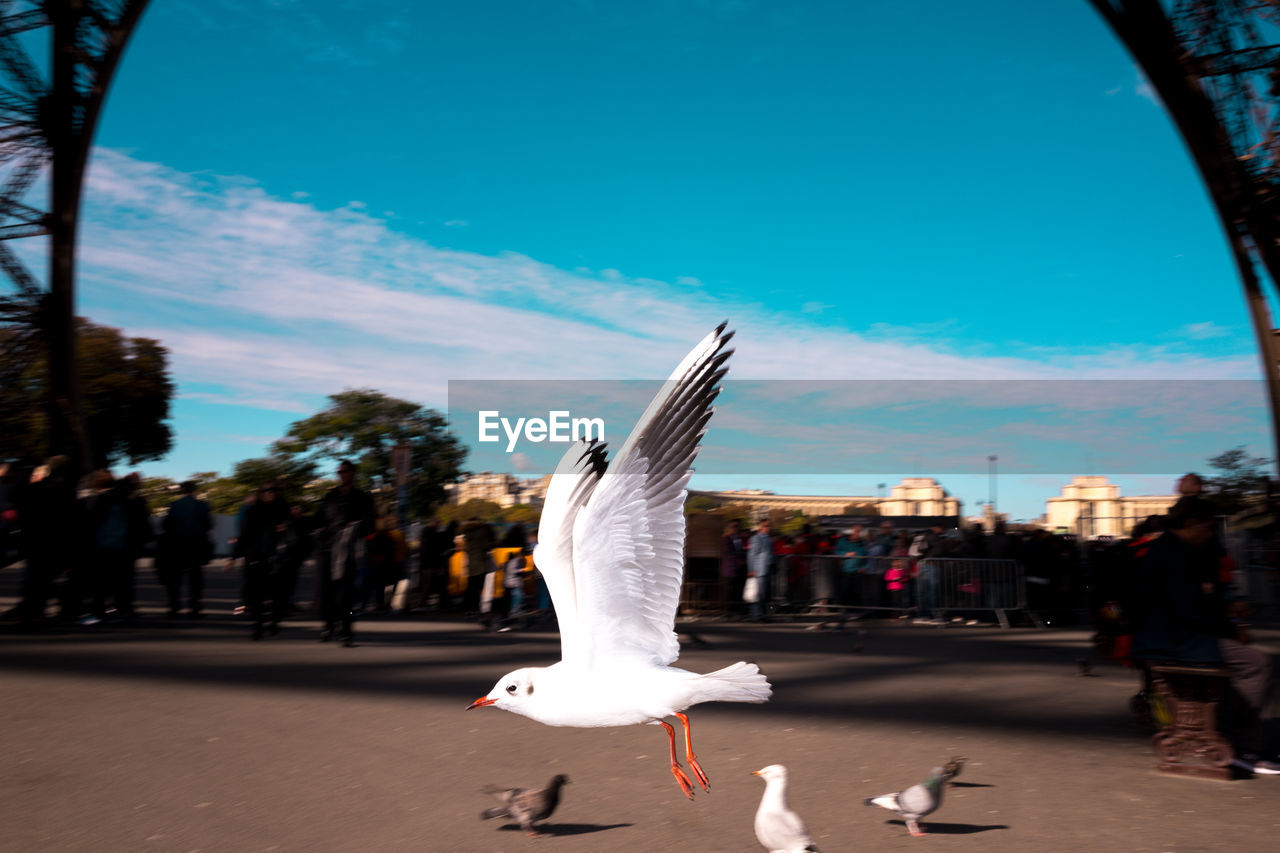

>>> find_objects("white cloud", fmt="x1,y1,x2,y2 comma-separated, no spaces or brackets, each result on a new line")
1182,321,1229,340
71,148,1257,420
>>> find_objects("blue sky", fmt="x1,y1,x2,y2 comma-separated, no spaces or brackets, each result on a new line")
19,0,1271,519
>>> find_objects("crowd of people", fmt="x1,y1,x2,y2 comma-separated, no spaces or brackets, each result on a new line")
0,458,404,643
0,456,549,642
716,516,1085,621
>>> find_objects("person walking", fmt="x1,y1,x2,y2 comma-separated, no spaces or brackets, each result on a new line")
746,519,774,621
159,481,213,619
316,461,375,645
719,519,746,616
16,457,79,628
461,516,496,625
240,481,291,640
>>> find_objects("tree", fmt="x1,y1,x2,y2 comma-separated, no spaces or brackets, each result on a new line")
138,476,179,512
773,510,812,536
271,389,466,516
1204,446,1272,514
684,495,722,515
502,504,541,526
841,502,880,516
0,317,174,468
437,499,504,525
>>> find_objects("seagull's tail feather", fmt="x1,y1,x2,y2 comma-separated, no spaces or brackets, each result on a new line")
694,660,772,704
481,806,510,821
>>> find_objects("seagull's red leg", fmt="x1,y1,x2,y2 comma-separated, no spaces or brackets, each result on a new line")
659,721,695,799
675,712,710,791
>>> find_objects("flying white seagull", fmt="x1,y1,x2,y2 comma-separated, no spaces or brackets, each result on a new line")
467,324,772,798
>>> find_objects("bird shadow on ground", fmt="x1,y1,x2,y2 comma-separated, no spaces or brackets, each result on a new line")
497,822,632,836
887,820,1009,835
949,781,995,788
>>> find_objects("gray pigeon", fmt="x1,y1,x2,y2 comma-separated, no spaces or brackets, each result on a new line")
865,765,946,836
752,765,820,853
480,774,569,837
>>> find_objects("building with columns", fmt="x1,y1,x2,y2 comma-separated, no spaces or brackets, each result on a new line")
689,477,961,519
446,472,551,508
1044,475,1178,537
878,477,962,518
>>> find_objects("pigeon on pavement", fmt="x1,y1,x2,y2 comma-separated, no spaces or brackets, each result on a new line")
865,765,946,836
480,774,569,837
752,765,819,853
467,325,772,799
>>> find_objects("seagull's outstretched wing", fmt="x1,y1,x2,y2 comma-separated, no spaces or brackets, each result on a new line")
533,439,608,666
569,324,734,668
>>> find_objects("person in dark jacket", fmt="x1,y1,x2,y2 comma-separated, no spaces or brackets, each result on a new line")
240,480,292,640
417,517,449,609
460,516,496,619
315,460,376,645
159,480,213,618
1133,497,1276,771
82,471,130,621
16,457,79,627
719,519,746,614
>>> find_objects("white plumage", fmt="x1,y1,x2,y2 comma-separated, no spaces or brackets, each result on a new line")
753,765,820,853
467,325,772,798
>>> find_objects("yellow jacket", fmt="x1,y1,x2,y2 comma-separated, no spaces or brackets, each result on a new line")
448,547,530,596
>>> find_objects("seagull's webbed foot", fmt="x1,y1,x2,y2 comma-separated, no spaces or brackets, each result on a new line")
675,711,710,792
659,720,696,800
670,762,696,799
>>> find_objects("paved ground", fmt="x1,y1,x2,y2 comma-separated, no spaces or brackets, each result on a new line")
3,561,1279,853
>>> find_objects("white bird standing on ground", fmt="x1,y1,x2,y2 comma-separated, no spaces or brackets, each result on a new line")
752,764,820,852
865,765,947,836
467,324,772,798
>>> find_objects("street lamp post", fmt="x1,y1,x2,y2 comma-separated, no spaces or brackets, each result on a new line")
988,455,998,515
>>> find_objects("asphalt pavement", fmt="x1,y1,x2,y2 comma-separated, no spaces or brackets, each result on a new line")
2,561,1279,852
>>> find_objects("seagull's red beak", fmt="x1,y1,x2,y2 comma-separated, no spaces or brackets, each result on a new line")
466,696,497,710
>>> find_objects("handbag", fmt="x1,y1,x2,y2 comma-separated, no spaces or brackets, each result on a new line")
742,575,760,604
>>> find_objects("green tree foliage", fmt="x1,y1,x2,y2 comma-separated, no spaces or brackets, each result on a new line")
0,317,174,467
437,499,504,525
1205,446,1272,514
773,509,812,536
502,504,541,526
138,476,179,512
684,495,722,515
183,471,251,515
271,389,465,515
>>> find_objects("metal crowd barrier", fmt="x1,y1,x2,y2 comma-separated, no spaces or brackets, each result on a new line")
1239,563,1280,624
768,554,1027,627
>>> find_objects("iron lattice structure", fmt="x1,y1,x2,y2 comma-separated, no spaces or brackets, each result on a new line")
1092,0,1280,463
0,0,148,465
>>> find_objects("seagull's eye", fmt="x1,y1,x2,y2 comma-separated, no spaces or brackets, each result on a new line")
506,684,518,694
